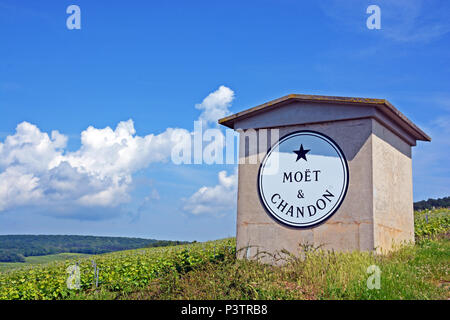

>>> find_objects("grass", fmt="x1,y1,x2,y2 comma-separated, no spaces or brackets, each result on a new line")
68,209,449,300
113,237,449,300
116,209,450,300
0,209,448,300
0,239,234,299
414,208,450,239
0,253,90,273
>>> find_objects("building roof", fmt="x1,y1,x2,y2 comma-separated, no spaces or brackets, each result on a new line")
218,94,431,142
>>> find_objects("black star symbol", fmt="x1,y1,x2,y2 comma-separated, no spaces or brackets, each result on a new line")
293,144,310,162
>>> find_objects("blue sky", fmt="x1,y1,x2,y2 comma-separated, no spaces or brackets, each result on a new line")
0,0,449,241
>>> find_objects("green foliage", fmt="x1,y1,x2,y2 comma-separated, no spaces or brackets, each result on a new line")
0,251,25,263
0,253,91,273
414,196,450,211
0,238,235,300
0,209,448,300
415,209,450,241
0,235,189,262
132,238,449,300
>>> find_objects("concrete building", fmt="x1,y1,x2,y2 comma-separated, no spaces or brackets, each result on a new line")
219,94,430,261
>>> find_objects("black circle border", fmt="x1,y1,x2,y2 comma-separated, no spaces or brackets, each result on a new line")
257,130,350,229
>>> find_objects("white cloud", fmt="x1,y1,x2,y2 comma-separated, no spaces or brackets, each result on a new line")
320,0,450,43
0,86,236,218
183,169,237,216
0,120,189,213
63,120,189,178
0,167,43,211
0,121,67,172
196,85,234,125
145,188,160,201
381,0,450,43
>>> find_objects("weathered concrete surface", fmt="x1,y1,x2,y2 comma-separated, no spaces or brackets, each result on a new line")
237,119,379,261
221,96,429,263
371,120,414,252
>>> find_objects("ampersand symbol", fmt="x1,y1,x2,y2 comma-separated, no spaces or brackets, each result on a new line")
297,190,304,199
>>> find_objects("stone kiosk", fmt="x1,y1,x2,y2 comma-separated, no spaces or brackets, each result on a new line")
219,94,430,260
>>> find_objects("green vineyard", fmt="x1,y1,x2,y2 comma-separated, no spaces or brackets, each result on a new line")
0,209,448,300
0,238,235,300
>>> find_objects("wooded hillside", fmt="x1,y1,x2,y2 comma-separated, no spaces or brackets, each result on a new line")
0,235,188,262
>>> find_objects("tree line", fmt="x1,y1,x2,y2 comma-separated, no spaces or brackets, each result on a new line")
414,196,450,211
0,235,189,263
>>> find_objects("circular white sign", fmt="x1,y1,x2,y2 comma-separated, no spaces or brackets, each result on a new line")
258,130,349,228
